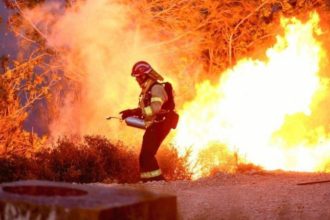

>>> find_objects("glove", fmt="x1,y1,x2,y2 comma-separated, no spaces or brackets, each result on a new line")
119,108,142,119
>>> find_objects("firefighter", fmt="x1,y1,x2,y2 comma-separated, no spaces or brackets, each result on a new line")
119,61,179,182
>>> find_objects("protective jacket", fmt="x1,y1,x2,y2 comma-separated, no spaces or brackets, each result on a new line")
138,81,179,181
139,81,178,126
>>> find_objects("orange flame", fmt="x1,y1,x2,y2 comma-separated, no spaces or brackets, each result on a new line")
173,12,330,179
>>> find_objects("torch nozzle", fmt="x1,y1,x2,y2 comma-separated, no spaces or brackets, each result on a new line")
106,116,122,121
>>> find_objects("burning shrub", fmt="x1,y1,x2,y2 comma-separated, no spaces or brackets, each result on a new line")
0,136,191,183
83,136,140,183
235,163,264,174
0,154,32,183
158,145,192,180
46,137,106,182
42,136,140,183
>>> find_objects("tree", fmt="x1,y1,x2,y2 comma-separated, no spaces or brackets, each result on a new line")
0,0,58,154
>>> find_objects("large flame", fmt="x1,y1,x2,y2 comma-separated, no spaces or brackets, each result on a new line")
173,12,330,179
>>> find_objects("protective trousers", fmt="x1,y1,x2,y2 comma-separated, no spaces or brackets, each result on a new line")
139,119,172,181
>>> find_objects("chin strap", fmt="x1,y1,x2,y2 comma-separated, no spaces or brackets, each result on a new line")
141,79,156,94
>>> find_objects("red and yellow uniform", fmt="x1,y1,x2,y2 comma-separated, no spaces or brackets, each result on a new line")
138,79,177,181
120,61,179,182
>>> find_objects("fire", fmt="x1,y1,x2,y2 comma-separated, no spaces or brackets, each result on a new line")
173,12,330,179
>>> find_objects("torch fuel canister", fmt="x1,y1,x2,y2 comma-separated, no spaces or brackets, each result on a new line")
124,117,146,129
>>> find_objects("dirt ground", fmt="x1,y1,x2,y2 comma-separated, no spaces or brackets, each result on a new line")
126,171,330,220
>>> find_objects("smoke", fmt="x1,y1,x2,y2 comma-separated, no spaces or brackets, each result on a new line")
22,0,203,146
21,0,330,162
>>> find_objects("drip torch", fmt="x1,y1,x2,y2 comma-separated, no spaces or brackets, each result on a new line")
106,116,146,130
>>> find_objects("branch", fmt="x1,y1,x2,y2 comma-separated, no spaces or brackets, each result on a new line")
143,14,212,50
246,33,275,48
13,0,49,41
8,53,47,73
18,92,43,114
228,0,270,66
11,28,37,44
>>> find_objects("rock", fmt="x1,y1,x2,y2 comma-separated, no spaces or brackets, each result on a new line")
0,180,177,220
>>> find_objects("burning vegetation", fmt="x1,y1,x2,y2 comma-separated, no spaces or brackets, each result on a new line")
174,11,330,178
1,0,330,183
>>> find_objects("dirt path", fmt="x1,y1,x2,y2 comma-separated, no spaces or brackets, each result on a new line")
126,172,330,219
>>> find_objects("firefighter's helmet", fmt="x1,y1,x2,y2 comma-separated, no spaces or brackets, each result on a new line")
131,61,164,81
131,61,152,77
